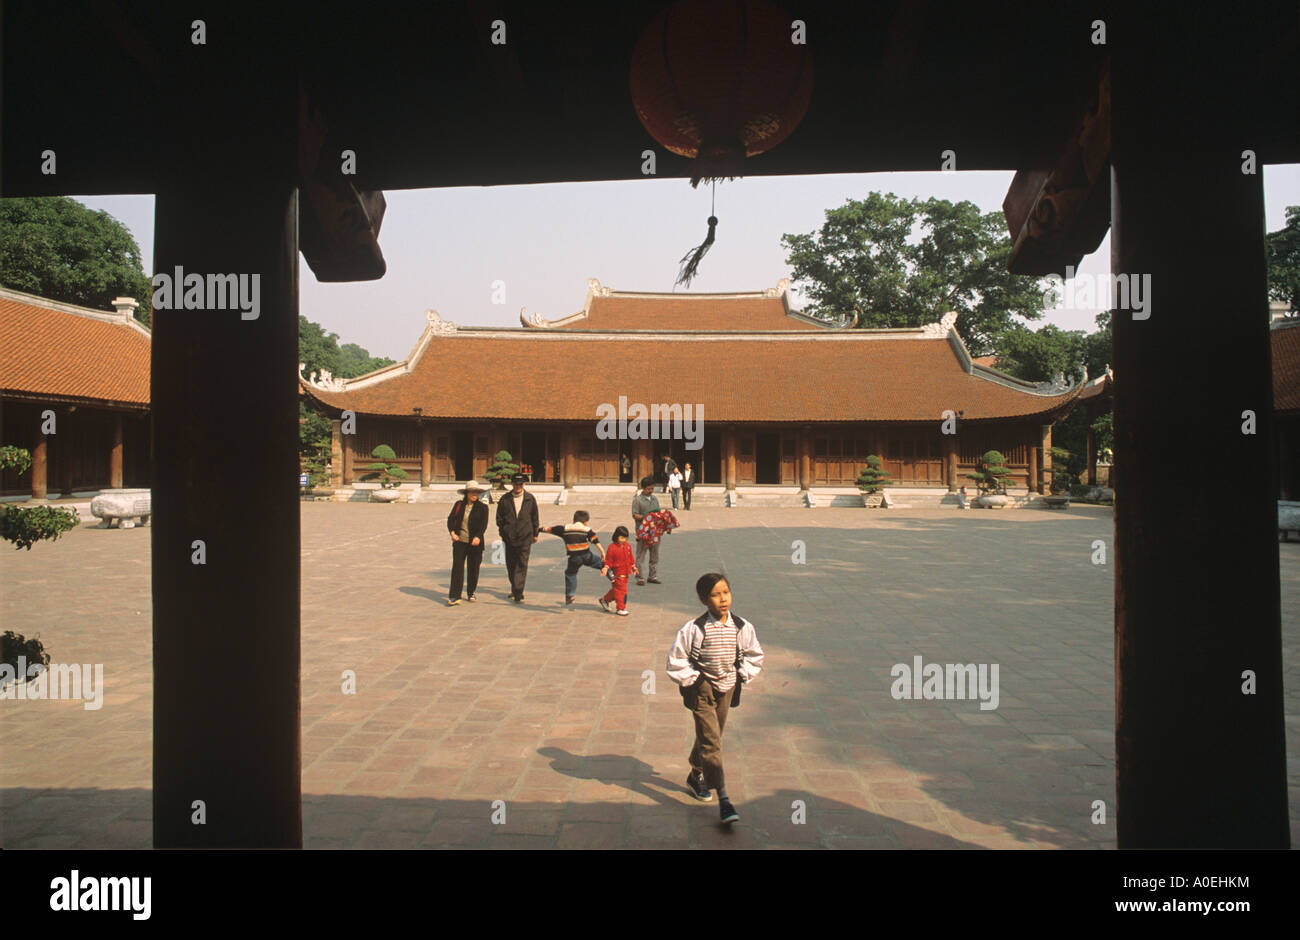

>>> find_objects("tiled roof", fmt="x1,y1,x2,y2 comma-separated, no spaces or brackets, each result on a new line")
0,289,150,406
562,293,824,331
1273,320,1300,413
301,328,1079,422
522,279,827,331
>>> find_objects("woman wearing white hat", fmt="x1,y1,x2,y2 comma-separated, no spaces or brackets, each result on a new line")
447,481,489,605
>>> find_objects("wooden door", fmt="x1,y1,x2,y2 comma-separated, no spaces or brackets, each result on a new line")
737,433,756,483
780,436,797,484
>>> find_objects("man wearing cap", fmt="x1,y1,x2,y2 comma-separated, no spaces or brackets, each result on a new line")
446,481,489,605
631,475,664,586
496,472,540,602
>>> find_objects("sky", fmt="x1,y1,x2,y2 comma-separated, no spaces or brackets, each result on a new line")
75,166,1300,363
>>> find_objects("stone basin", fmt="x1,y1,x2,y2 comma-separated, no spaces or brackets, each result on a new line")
90,488,151,528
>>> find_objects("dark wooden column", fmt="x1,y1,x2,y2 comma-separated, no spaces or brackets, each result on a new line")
420,425,432,485
1111,11,1287,848
798,428,811,490
562,429,576,487
331,418,343,485
1085,423,1097,486
724,429,736,490
944,433,957,491
151,23,300,847
109,412,124,489
31,429,47,500
1026,427,1039,493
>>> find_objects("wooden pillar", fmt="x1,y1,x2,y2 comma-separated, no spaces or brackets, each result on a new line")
151,30,300,847
1039,424,1052,494
110,412,124,489
798,428,811,490
31,429,47,500
1111,11,1286,848
331,419,343,485
1026,429,1039,494
724,429,737,490
59,409,75,497
562,429,576,488
420,425,432,485
1086,424,1097,486
944,433,957,491
634,438,651,483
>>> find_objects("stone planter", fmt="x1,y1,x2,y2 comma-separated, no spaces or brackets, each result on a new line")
861,491,885,508
1280,500,1300,540
90,488,151,528
974,494,1010,509
370,488,403,503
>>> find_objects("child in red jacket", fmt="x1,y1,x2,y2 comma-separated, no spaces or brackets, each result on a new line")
598,526,638,615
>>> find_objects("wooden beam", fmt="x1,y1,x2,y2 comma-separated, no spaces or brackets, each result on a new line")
1003,59,1111,276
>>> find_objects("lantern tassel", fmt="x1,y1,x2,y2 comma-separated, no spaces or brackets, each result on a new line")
675,215,717,288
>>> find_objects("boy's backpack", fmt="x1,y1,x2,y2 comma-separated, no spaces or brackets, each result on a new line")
688,612,748,707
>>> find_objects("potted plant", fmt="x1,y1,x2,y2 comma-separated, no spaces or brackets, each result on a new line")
1047,445,1075,497
968,450,1011,507
303,440,335,498
484,450,520,489
359,444,409,502
855,455,893,508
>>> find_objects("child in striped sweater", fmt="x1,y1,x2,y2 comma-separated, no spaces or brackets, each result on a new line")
538,510,606,605
666,572,764,825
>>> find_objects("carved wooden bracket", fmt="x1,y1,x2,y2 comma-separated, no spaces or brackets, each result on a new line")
1003,58,1111,276
298,83,387,282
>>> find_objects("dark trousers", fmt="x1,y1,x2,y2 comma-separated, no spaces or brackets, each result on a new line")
449,540,483,599
564,548,603,598
503,539,532,598
683,676,731,790
682,487,692,510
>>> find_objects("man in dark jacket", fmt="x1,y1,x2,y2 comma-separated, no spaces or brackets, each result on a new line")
446,481,489,605
496,472,540,602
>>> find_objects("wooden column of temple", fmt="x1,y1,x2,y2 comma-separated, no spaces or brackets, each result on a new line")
562,428,576,487
1111,10,1287,847
151,22,301,847
420,426,432,485
724,430,737,490
944,434,958,491
109,413,124,489
798,428,811,490
331,419,343,485
31,430,47,500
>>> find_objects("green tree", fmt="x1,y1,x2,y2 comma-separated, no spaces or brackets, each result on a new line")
299,315,343,380
0,197,153,326
781,192,1049,356
484,450,519,487
338,343,396,379
1266,205,1300,311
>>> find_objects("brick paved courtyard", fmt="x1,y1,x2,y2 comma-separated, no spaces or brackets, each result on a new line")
3,502,1298,849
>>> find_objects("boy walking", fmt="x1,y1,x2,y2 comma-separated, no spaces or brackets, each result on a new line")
538,510,605,605
598,526,638,615
666,573,764,824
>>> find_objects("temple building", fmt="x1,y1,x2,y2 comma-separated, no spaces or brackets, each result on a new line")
0,287,151,498
298,278,1088,498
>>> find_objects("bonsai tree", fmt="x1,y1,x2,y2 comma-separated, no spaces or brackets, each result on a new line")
967,450,1011,495
1047,446,1074,495
358,444,409,488
302,440,333,489
855,455,893,494
0,446,79,550
1,630,49,685
484,450,519,488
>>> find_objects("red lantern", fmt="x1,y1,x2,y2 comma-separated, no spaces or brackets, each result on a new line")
630,0,813,186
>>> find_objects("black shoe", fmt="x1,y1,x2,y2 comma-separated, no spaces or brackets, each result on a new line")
648,578,662,585
719,799,739,824
636,579,646,586
686,771,712,802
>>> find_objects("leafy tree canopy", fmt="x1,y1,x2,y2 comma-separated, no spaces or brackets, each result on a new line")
781,192,1049,356
1266,205,1300,311
0,197,153,326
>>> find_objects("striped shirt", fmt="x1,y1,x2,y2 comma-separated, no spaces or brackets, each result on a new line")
540,522,600,552
695,614,740,693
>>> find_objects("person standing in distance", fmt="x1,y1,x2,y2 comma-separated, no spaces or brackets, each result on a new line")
496,472,539,602
631,475,662,586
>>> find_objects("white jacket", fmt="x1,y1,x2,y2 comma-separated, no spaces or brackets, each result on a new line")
665,611,764,688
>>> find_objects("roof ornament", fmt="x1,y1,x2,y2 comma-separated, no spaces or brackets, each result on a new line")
300,362,346,392
764,277,791,298
520,307,550,328
425,309,457,335
588,278,612,297
920,311,958,336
